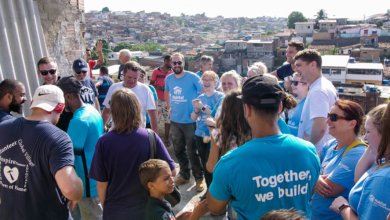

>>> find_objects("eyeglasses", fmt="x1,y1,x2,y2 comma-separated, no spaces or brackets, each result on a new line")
291,80,306,86
172,61,183,66
40,69,57,76
76,71,88,75
327,113,347,122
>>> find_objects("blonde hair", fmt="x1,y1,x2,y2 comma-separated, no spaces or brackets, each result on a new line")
201,71,219,83
367,103,387,134
220,70,242,88
111,88,141,133
251,62,268,75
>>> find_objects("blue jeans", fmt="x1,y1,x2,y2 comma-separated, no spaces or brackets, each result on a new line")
170,122,203,180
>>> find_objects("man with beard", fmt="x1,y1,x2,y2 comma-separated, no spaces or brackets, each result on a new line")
0,79,27,122
164,53,205,191
37,57,59,85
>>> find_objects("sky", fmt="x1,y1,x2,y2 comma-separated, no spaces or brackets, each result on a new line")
84,0,389,20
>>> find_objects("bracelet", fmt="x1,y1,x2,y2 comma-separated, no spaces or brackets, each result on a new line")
338,204,350,213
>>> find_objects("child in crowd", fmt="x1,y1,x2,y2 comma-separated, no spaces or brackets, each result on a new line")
139,159,207,220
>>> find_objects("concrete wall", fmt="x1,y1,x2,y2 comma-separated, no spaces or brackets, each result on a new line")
37,0,86,76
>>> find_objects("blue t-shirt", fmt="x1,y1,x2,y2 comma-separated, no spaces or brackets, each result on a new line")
146,85,158,124
310,139,366,220
165,71,203,123
349,165,390,220
0,109,13,123
97,75,113,110
278,117,291,134
67,105,103,197
276,63,293,80
287,98,306,136
194,91,224,137
209,134,320,219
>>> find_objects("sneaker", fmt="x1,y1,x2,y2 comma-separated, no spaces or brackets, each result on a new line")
174,175,189,186
195,179,205,192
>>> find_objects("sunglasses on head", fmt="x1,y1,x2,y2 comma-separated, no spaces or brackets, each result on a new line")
40,69,57,76
327,113,347,122
172,61,183,66
76,71,88,75
291,80,306,86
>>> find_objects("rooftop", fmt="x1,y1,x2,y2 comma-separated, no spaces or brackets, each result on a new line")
322,55,350,67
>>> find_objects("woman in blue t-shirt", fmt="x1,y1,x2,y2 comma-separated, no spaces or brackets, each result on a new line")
310,100,366,220
330,103,390,220
287,72,308,136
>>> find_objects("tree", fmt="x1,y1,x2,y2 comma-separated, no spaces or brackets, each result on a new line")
316,9,328,20
102,7,110,13
287,11,307,29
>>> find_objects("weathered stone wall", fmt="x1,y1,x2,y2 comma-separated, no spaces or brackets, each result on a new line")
36,0,85,76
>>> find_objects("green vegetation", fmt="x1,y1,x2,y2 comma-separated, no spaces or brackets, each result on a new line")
102,7,110,13
112,42,167,53
287,11,307,29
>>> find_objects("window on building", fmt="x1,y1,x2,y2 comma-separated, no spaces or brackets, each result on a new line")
308,26,311,29
348,69,382,75
364,30,368,35
331,69,342,75
322,68,330,74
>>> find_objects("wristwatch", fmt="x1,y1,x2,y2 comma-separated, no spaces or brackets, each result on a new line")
201,106,206,111
338,203,350,213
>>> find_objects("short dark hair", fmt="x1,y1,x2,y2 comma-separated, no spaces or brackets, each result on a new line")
288,41,305,51
100,66,109,75
139,159,170,191
0,79,19,99
57,76,83,95
37,56,55,67
335,99,364,135
163,55,171,62
123,61,142,75
294,49,322,68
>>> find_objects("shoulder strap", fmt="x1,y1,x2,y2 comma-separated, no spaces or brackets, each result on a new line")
147,128,157,159
342,140,368,157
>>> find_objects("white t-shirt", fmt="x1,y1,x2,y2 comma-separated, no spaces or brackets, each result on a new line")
298,76,337,151
103,82,156,127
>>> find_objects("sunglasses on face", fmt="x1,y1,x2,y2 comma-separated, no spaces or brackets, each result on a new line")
172,61,183,66
291,80,306,86
327,113,347,122
40,69,57,76
76,71,88,75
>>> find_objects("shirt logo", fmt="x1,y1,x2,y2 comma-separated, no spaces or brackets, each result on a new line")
3,166,19,184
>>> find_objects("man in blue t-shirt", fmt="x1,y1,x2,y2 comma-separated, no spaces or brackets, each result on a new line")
164,52,205,191
206,75,320,219
0,79,27,122
0,85,83,220
57,76,104,220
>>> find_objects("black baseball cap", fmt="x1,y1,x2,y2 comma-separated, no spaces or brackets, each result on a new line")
72,58,89,73
240,75,284,107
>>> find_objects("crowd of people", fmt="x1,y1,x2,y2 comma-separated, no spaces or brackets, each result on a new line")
0,41,390,220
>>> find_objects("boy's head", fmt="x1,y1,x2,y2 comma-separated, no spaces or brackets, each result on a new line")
139,159,174,195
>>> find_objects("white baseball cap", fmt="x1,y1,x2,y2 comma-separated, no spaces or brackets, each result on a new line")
30,85,65,112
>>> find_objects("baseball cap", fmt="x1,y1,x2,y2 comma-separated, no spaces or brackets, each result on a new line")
240,75,284,107
30,85,65,112
72,58,89,73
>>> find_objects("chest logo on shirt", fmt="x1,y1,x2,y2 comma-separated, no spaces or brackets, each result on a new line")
80,86,95,105
172,86,186,103
3,166,19,183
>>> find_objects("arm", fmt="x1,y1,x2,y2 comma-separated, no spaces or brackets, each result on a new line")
94,97,101,114
102,107,111,128
206,127,219,173
354,146,376,182
96,40,104,65
96,181,108,207
148,109,158,132
206,192,228,216
164,91,170,114
320,175,346,197
330,196,358,220
310,117,327,145
55,166,83,202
